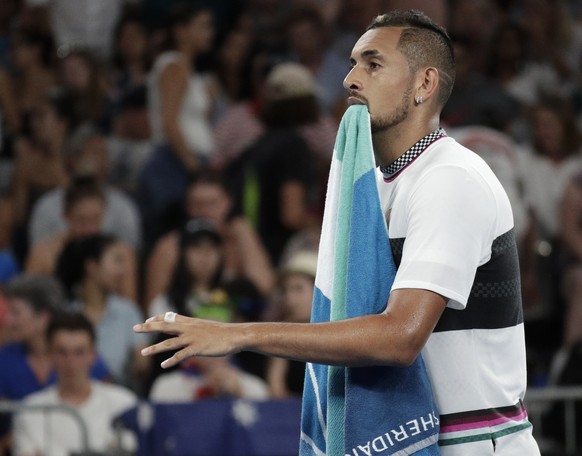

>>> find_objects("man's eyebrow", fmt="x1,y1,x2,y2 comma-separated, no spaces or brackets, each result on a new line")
350,49,385,63
361,49,382,59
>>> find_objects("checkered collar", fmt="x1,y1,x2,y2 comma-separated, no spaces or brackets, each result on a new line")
380,128,447,180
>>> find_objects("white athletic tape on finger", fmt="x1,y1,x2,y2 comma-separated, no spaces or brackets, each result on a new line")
164,311,177,323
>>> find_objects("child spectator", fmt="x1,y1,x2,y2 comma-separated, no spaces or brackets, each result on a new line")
266,250,317,398
144,171,274,306
148,221,269,402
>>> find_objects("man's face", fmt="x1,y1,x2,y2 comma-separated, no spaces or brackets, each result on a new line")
49,329,95,382
73,136,109,179
343,27,414,135
185,183,231,229
65,197,105,238
6,297,47,342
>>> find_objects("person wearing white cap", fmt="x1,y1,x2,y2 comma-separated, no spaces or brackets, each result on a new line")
266,250,318,398
224,62,321,266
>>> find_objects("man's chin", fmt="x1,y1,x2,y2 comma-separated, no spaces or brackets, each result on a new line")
347,96,367,106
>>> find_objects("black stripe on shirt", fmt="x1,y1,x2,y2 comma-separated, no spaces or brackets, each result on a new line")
390,229,523,331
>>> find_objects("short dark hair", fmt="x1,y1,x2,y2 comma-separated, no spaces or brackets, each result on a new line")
285,6,326,32
44,86,80,131
260,96,320,128
367,10,455,108
63,175,106,214
46,311,96,346
55,233,118,298
12,28,55,67
3,275,65,315
187,169,229,192
167,1,208,29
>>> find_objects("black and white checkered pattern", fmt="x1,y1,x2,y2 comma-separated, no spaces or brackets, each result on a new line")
380,128,447,179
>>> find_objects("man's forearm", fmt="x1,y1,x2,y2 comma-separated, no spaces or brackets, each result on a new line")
137,289,445,370
238,314,417,368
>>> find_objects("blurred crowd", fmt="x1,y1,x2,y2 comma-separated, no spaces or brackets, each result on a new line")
0,0,582,454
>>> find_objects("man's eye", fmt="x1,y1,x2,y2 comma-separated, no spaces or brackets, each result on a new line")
369,62,380,69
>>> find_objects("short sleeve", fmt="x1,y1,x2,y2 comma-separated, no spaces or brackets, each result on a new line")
391,164,497,308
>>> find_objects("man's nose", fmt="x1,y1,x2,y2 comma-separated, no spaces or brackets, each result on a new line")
343,68,362,91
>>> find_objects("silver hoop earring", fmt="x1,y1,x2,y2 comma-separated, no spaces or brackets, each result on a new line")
415,96,423,105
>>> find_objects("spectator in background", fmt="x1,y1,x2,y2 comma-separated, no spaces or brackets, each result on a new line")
24,0,135,61
236,0,291,55
25,176,138,302
0,275,110,452
447,0,504,73
139,2,218,242
225,62,319,266
441,36,520,133
266,250,317,398
0,66,21,151
109,12,150,104
144,171,274,307
518,97,582,380
12,312,138,456
284,6,347,119
107,86,154,197
560,171,582,348
147,218,238,320
519,97,582,260
519,0,582,96
147,218,263,388
10,87,74,236
149,352,269,403
28,123,143,250
55,234,149,389
211,47,337,173
212,20,255,108
0,191,19,285
147,220,269,401
56,48,111,130
9,27,56,121
484,22,538,108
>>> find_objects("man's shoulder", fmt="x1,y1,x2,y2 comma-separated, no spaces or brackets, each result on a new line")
423,136,494,176
22,386,58,405
106,294,141,318
92,381,137,405
32,188,64,211
105,186,138,211
0,343,25,363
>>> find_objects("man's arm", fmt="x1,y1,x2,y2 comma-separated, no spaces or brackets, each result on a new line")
135,288,446,369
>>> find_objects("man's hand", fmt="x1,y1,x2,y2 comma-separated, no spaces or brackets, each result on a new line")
133,314,243,369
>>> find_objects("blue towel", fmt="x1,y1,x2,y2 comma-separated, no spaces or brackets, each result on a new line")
299,105,440,456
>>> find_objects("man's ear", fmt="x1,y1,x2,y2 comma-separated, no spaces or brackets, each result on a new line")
414,67,440,104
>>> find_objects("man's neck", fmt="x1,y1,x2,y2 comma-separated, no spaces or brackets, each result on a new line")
373,118,440,167
58,380,92,406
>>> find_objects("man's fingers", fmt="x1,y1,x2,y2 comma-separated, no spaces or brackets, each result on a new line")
140,334,188,356
133,320,183,335
160,350,190,369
